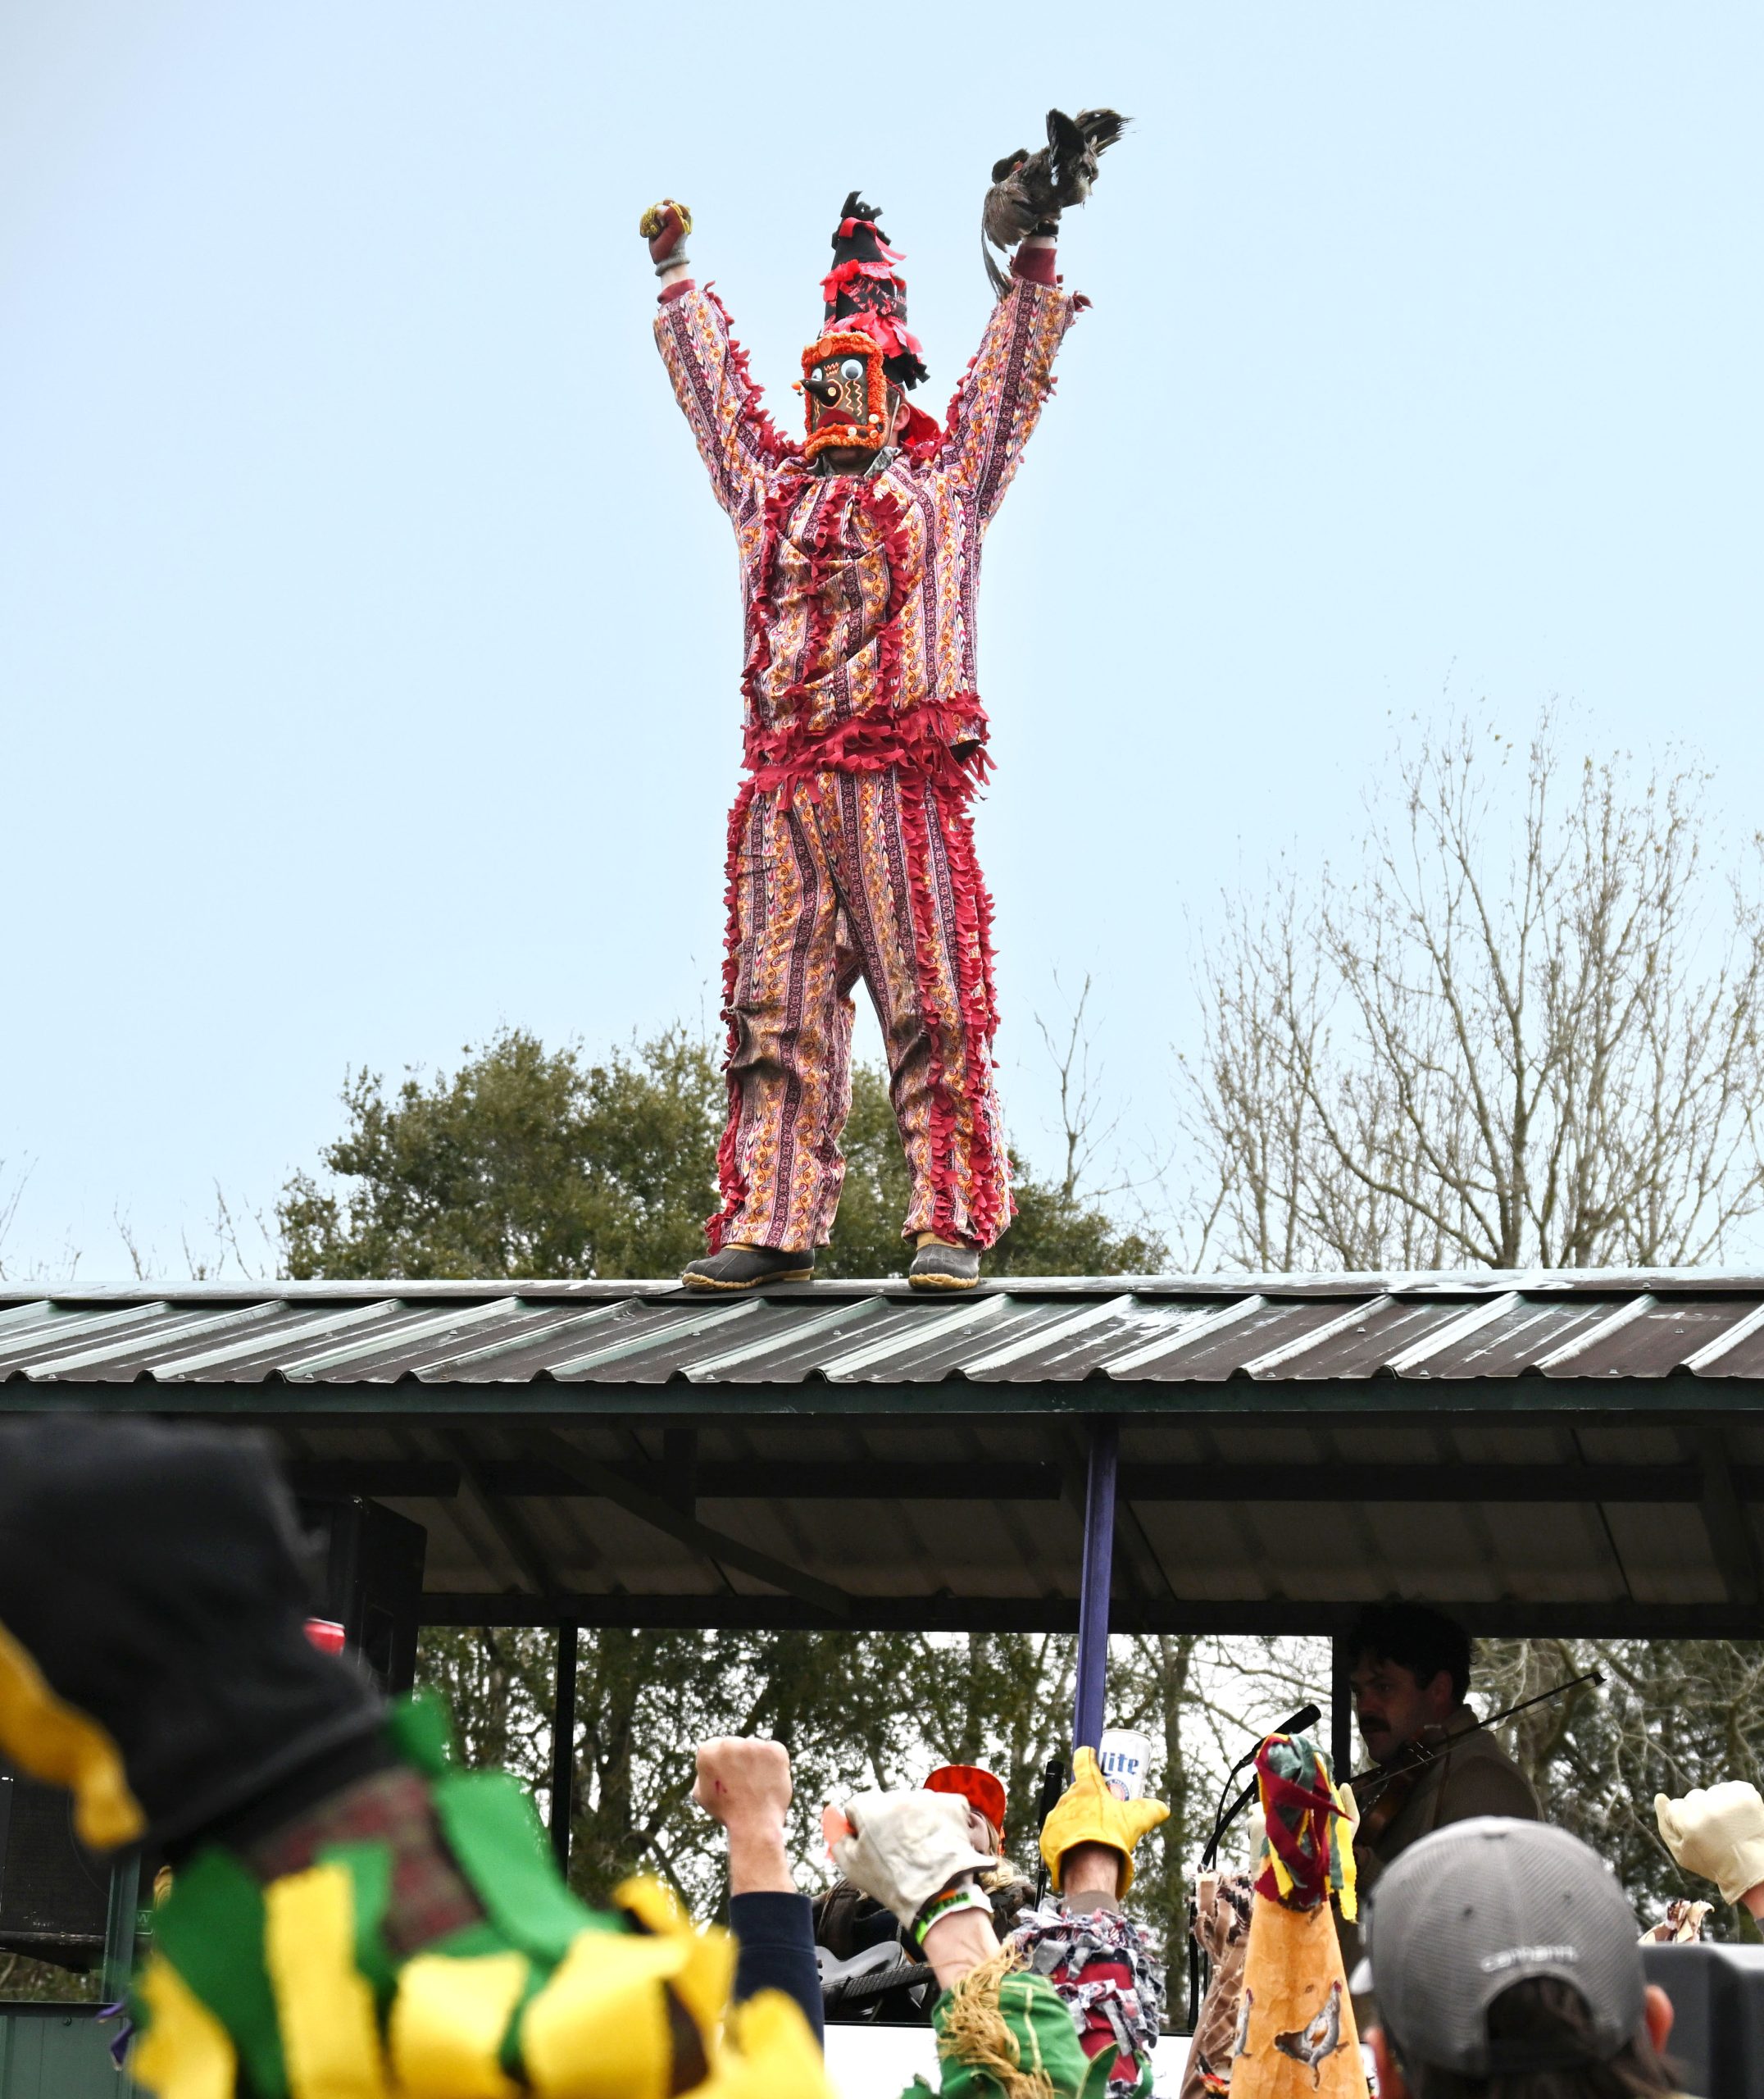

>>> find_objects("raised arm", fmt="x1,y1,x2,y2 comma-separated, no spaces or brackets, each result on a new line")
695,1736,825,2046
644,200,792,516
935,237,1080,525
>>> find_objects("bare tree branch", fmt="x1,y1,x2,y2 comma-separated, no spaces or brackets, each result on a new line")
1183,713,1764,1271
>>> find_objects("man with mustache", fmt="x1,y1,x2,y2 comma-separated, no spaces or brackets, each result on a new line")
1341,1602,1539,1968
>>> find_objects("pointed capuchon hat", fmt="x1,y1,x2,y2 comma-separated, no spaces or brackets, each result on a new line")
799,194,943,462
821,191,927,389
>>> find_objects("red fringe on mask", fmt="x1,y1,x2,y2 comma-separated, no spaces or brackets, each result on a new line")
835,308,926,367
835,221,905,262
820,256,904,303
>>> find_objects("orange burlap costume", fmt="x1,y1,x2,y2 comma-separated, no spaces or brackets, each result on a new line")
1229,1736,1366,2099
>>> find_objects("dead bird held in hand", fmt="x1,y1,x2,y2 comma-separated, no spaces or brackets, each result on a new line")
982,107,1128,296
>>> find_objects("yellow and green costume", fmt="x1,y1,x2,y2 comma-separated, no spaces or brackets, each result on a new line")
127,1694,830,2099
0,1418,1128,2099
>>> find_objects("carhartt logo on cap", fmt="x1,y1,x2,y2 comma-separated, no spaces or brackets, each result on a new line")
1480,1944,1580,1973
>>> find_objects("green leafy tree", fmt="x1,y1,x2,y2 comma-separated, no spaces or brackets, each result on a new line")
280,1024,1163,1280
420,1622,949,1910
280,1026,725,1280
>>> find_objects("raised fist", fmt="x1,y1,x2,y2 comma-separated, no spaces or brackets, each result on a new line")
1656,1781,1764,1904
639,200,693,266
823,1789,995,1928
693,1735,792,1838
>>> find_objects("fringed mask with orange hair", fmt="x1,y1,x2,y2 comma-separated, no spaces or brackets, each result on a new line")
800,332,890,459
798,191,928,460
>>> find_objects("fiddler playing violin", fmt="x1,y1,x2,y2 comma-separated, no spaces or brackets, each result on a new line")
1334,1605,1603,1973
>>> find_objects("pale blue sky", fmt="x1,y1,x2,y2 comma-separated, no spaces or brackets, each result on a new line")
3,2,1760,1276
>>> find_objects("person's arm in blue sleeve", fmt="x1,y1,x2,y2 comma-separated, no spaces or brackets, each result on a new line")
728,1887,824,2043
695,1737,825,2047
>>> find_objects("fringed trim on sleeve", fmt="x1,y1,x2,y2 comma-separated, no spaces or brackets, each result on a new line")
937,1946,1058,2099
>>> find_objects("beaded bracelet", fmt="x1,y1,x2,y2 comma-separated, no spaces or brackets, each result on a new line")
912,1883,992,1948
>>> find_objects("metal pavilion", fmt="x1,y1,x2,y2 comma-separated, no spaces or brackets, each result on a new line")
7,1268,1764,1810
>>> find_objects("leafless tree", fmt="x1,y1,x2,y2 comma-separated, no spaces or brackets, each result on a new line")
0,1158,81,1283
111,1183,275,1282
1032,975,1178,1259
1034,975,1124,1202
1182,714,1764,1271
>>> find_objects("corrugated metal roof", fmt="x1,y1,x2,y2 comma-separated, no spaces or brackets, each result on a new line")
7,1277,1762,1635
6,1273,1764,1386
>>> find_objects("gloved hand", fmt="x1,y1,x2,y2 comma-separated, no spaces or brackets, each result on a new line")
823,1790,995,1928
1656,1782,1764,1904
639,199,693,269
1039,1746,1170,1897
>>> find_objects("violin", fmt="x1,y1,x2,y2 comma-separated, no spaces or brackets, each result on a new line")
1343,1668,1604,1848
1348,1723,1453,1846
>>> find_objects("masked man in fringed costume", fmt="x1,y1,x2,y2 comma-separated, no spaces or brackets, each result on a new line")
0,1415,1148,2099
643,185,1093,1292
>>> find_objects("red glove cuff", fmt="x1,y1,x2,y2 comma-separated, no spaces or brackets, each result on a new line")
657,278,696,305
1011,244,1057,288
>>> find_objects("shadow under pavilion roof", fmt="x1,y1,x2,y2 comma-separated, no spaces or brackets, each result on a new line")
6,1271,1764,1639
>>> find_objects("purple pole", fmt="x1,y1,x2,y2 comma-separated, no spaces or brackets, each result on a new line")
1072,1418,1119,1752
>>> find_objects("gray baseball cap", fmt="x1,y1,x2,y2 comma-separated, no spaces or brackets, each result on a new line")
1353,1817,1646,2075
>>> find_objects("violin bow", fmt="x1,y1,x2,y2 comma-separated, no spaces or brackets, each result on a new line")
1348,1667,1606,1806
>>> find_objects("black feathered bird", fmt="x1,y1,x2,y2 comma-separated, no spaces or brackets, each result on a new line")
981,107,1128,296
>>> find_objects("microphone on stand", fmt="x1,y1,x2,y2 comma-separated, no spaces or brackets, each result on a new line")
1032,1752,1066,1909
1203,1703,1325,1867
1221,1704,1321,1780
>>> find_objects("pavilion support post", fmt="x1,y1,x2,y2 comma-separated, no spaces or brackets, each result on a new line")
1330,1632,1354,1780
550,1619,579,1876
1072,1418,1120,1753
102,1848,142,2003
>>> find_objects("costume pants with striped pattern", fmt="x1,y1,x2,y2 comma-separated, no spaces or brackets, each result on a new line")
710,763,1013,1253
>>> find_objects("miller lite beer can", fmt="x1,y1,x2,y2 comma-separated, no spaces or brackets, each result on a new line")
1098,1726,1153,1801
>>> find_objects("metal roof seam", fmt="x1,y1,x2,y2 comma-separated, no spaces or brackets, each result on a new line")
21,1304,190,1378
547,1299,760,1377
962,1294,1140,1377
427,1305,634,1377
685,1300,876,1381
1384,1291,1525,1376
1102,1296,1269,1377
1534,1295,1657,1371
1681,1302,1764,1374
815,1294,1011,1380
150,1301,385,1379
1239,1297,1397,1377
